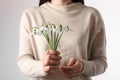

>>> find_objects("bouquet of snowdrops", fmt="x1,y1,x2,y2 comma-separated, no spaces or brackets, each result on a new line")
31,22,71,50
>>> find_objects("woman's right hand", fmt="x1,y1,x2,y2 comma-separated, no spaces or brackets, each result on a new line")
41,49,62,74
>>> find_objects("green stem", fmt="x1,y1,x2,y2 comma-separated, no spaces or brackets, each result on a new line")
54,33,59,50
51,30,53,49
55,31,64,50
53,31,56,50
42,32,52,49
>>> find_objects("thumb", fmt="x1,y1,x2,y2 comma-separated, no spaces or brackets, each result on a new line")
67,58,76,66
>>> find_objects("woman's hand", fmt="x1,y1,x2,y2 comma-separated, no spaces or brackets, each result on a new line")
60,58,84,79
41,49,62,74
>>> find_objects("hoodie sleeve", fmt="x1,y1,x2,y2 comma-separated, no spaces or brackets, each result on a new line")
17,10,46,78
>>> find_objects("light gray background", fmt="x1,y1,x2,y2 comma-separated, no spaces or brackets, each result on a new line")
0,0,120,80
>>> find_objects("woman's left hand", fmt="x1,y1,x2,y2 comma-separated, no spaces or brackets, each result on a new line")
60,58,84,79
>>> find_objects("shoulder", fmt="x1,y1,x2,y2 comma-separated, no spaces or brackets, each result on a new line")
22,2,48,15
21,3,48,17
81,5,104,26
21,7,41,15
82,5,102,18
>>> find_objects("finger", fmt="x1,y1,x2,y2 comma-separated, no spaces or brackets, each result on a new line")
60,60,80,71
60,60,83,74
65,65,81,74
60,66,72,71
50,54,62,60
48,49,60,55
48,70,55,74
44,66,57,72
67,67,81,74
60,65,80,74
72,60,80,69
47,60,60,66
67,58,76,66
71,60,84,72
46,53,61,61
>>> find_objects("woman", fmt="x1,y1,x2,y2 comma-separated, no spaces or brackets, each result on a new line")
18,0,107,80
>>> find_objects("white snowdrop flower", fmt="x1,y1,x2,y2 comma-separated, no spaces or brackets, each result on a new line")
31,22,71,50
44,27,48,31
58,24,62,31
52,28,56,32
64,26,70,32
37,31,42,35
36,28,39,32
55,27,61,33
40,26,45,31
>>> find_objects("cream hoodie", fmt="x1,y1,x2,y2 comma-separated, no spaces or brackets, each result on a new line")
18,2,107,80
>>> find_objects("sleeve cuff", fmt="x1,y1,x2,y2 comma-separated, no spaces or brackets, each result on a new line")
29,60,47,78
80,60,94,76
